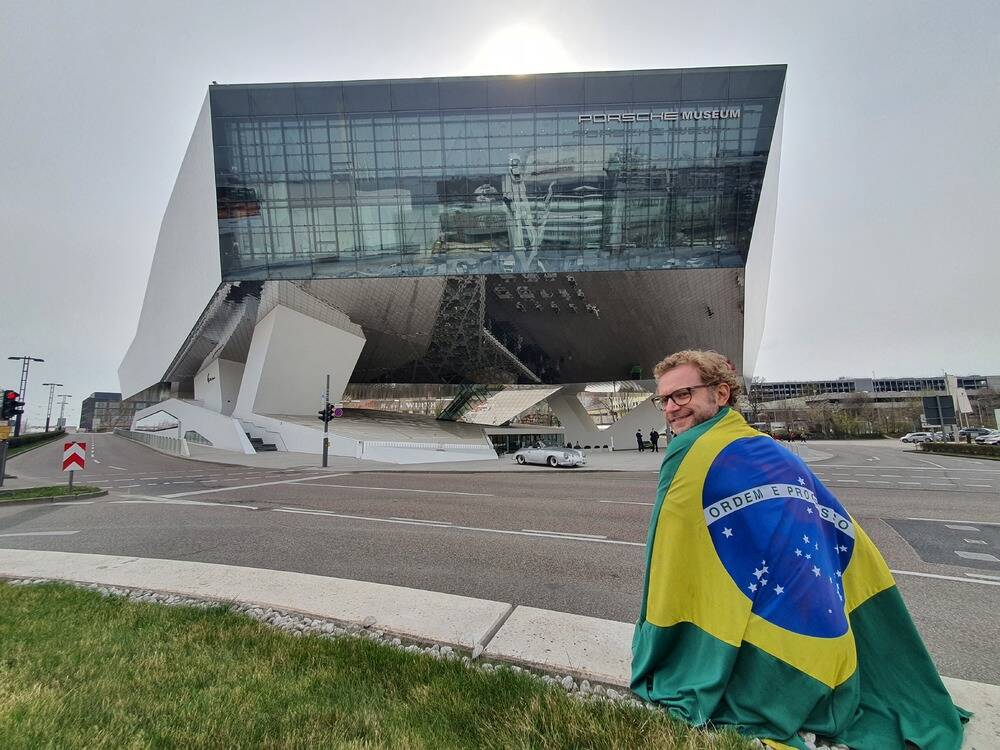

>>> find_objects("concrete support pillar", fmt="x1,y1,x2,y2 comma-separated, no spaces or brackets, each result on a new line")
547,387,665,450
234,304,366,417
194,358,245,415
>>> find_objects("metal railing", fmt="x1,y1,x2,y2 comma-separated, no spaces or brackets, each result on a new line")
114,428,190,458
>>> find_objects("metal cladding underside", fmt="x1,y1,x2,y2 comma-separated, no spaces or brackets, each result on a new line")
164,266,744,387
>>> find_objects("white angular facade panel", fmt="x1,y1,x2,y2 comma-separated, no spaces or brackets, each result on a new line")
118,93,221,398
234,304,367,417
742,90,786,378
194,358,245,416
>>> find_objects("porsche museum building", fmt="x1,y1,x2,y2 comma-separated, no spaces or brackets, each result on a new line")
119,65,785,462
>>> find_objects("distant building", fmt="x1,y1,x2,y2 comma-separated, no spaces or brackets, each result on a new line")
751,376,1000,404
81,390,165,432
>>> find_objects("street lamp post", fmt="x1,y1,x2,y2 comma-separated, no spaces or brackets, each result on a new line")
56,394,72,431
42,382,63,433
7,355,44,437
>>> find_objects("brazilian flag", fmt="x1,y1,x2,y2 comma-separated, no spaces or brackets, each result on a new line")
631,407,968,750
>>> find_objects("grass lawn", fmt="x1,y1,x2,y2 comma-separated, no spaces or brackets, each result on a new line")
0,582,753,749
6,432,65,458
0,485,102,502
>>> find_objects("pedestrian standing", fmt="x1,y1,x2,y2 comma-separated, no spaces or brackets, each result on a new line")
649,428,660,452
635,429,644,452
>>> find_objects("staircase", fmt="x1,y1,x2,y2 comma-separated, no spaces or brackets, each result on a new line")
245,432,278,452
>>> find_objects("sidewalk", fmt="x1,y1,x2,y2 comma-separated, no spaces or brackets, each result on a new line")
0,548,994,748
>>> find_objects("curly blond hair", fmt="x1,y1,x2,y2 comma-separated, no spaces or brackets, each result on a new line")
652,350,742,407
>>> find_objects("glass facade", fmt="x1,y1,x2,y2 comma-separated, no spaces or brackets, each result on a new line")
211,67,783,281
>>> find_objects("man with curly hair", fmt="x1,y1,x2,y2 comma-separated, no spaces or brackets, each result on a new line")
631,350,966,750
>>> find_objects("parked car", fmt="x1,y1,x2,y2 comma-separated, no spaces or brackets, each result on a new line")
512,442,587,468
959,427,992,439
974,430,1000,445
900,432,935,443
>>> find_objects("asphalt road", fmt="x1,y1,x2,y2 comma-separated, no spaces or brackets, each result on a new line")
2,434,998,684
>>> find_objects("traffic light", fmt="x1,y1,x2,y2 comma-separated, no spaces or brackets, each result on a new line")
2,391,23,421
317,403,335,423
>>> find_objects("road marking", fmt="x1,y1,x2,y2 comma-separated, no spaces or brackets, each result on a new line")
930,482,952,486
599,500,654,506
109,499,258,510
868,480,891,484
171,481,195,485
522,529,607,539
963,539,988,545
92,459,101,464
856,473,876,477
118,484,141,489
0,531,80,538
273,507,643,546
954,550,1000,563
966,572,1000,582
49,501,94,506
819,464,1000,474
108,465,128,471
946,524,980,531
293,481,494,497
890,569,1000,586
162,474,343,498
909,517,1000,527
881,475,904,478
835,479,859,483
389,516,453,525
964,484,993,488
897,481,921,485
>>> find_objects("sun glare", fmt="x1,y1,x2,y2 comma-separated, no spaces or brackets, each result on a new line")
466,24,576,76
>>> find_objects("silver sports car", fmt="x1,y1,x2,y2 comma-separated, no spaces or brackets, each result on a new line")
512,442,587,468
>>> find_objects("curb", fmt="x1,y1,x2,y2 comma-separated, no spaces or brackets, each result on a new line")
0,489,107,506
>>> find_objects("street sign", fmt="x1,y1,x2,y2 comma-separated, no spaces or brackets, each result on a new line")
0,424,11,440
922,396,956,427
62,441,87,471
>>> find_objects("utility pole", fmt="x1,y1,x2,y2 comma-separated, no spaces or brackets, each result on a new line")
7,355,44,437
323,374,330,468
42,382,63,432
56,394,72,430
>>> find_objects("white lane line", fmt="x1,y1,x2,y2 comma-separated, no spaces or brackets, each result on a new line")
162,474,344,498
118,484,141,489
946,524,980,531
820,464,1000,474
963,539,989,545
955,550,1000,563
49,501,94,506
171,481,195,485
965,484,994,488
273,508,642,546
869,480,891,484
108,465,128,471
835,479,859,483
930,482,952,486
856,473,876,477
109,499,258,510
891,569,1000,586
389,516,453,525
0,530,81,538
910,517,1000,526
522,529,607,539
897,481,922,485
881,475,904,478
600,500,654,506
966,572,1000,582
293,481,494,498
92,458,101,464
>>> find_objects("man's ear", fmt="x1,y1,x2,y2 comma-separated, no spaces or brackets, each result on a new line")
716,383,731,406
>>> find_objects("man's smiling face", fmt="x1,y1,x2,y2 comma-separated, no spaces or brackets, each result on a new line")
656,363,730,435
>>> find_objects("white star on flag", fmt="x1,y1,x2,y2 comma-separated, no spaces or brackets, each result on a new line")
794,549,802,557
761,578,769,586
836,570,842,578
838,545,848,552
774,585,784,595
806,507,813,514
761,564,769,574
753,568,764,579
805,554,812,560
722,528,733,538
812,566,821,577
814,543,819,550
803,534,810,543
748,582,757,593
798,477,806,486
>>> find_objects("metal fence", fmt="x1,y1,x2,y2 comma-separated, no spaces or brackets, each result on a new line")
114,428,190,458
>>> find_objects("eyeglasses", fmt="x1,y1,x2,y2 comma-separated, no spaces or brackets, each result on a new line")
651,383,719,409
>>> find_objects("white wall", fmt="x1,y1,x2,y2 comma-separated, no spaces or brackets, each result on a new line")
194,358,244,415
234,304,366,417
547,388,663,450
131,398,255,454
743,90,786,377
118,92,222,399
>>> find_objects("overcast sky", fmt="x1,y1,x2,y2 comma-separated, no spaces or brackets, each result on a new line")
1,0,997,426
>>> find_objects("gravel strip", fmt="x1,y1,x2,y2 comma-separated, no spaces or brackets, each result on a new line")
2,577,849,749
